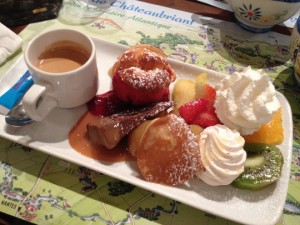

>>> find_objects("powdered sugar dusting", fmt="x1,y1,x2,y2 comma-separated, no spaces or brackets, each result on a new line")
119,67,171,91
168,114,203,173
116,47,175,91
138,114,203,186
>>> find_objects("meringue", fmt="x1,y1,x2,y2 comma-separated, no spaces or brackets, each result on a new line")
197,124,246,186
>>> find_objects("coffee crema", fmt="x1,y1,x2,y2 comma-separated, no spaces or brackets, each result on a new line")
36,40,90,73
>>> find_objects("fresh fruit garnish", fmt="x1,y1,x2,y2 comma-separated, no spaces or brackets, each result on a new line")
232,143,284,190
178,98,206,123
243,108,283,145
193,110,221,128
178,98,221,128
195,82,216,103
195,73,207,84
172,79,195,111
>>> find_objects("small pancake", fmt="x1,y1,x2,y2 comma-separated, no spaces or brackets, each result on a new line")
136,114,203,186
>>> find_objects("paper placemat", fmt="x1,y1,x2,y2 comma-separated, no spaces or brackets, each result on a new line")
0,0,299,224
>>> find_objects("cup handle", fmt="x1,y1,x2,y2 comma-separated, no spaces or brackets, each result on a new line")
22,84,58,121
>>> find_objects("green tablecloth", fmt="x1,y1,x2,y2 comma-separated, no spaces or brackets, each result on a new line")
0,1,299,224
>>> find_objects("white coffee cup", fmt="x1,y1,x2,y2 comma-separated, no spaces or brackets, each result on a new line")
22,29,98,121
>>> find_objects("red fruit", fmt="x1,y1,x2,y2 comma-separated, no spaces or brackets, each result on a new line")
193,111,221,128
195,83,216,103
178,99,207,123
178,94,221,128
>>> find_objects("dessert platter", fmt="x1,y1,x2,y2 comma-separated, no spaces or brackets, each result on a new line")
0,38,293,225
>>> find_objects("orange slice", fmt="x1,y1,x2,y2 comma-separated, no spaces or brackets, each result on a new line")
243,108,283,145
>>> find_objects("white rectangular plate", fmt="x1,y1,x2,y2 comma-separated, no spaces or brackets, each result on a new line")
0,38,293,225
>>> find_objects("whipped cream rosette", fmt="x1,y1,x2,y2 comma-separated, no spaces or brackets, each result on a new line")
197,124,246,186
214,66,280,135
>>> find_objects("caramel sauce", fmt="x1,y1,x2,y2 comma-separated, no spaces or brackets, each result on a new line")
68,111,135,162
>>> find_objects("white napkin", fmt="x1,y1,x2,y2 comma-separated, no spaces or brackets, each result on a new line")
0,23,23,65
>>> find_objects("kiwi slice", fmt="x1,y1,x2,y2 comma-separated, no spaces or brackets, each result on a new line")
232,143,284,190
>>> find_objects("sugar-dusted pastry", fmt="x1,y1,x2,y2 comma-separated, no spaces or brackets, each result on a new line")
133,114,203,186
111,44,176,105
87,101,174,149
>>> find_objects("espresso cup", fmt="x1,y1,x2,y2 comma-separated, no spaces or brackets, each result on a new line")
23,29,98,121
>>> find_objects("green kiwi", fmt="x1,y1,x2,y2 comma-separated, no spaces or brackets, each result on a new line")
232,143,284,190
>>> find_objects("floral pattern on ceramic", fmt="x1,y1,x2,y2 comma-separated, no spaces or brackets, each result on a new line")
226,0,300,33
236,4,262,21
236,5,288,25
290,16,300,85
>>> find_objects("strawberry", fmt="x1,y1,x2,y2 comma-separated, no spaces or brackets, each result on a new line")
178,99,207,123
178,91,221,128
193,110,221,128
195,82,216,103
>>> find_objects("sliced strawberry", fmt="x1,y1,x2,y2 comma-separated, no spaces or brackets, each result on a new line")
193,111,221,128
178,95,221,128
195,83,216,103
178,99,207,123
